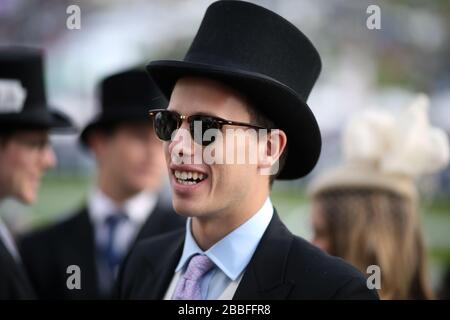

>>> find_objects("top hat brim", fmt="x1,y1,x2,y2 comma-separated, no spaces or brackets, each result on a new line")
147,60,321,179
0,106,74,133
79,103,161,147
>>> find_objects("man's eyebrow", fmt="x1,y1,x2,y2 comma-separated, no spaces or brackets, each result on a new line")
168,108,219,118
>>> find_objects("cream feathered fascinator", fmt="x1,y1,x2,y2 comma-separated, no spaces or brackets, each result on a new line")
308,94,450,201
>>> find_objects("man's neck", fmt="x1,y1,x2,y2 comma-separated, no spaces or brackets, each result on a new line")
191,191,269,251
96,174,136,206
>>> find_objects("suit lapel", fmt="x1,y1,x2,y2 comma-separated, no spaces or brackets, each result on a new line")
133,197,166,242
60,207,98,297
233,210,294,300
0,237,36,298
135,208,294,300
142,230,185,299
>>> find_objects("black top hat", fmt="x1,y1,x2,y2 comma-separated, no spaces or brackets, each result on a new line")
80,68,167,146
0,46,73,131
146,0,322,179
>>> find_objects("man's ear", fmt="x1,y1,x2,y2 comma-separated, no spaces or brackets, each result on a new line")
258,129,287,176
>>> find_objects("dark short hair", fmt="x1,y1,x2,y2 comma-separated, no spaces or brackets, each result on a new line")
0,129,16,146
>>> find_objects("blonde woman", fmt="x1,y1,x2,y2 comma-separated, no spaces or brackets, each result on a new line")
308,94,449,299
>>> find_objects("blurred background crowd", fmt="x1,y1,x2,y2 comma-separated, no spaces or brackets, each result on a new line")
0,0,449,298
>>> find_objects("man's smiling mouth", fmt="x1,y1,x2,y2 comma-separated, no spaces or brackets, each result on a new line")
173,170,208,185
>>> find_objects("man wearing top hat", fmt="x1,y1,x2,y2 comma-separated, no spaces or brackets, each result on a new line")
117,1,379,300
19,69,185,299
0,47,74,299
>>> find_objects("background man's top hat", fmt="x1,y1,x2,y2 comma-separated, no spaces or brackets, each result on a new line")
146,0,322,179
80,68,167,146
0,46,73,131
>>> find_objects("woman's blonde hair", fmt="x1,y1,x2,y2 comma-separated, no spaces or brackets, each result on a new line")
314,188,433,300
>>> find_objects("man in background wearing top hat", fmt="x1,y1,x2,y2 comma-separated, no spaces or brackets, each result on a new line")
117,1,379,300
0,47,74,299
19,68,185,299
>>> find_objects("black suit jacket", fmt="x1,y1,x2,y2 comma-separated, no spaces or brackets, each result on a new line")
117,210,379,300
18,197,185,300
0,238,36,299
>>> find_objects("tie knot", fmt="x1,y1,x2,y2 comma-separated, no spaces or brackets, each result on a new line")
184,254,215,281
105,212,128,228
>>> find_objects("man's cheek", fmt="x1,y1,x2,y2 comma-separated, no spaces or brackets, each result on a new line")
164,145,171,164
12,171,23,198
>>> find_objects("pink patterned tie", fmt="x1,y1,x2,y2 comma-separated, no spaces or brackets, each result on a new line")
173,254,215,300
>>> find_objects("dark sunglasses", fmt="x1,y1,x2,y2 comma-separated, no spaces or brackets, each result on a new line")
148,109,270,146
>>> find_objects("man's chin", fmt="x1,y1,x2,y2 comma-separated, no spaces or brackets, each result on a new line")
17,190,36,205
172,199,206,218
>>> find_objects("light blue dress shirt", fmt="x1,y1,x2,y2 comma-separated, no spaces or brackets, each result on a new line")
174,197,274,299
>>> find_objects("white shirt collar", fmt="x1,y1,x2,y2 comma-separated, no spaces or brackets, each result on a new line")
88,188,157,225
176,197,274,280
0,218,20,262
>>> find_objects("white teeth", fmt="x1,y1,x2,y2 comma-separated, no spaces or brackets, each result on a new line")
173,170,207,183
177,179,197,185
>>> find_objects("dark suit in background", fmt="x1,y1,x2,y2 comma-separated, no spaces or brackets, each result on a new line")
0,237,35,299
19,196,184,299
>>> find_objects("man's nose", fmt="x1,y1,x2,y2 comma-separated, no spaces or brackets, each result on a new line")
168,122,198,162
168,124,192,155
41,145,57,169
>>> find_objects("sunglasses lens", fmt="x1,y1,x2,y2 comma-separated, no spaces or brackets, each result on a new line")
190,115,221,146
154,111,179,141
